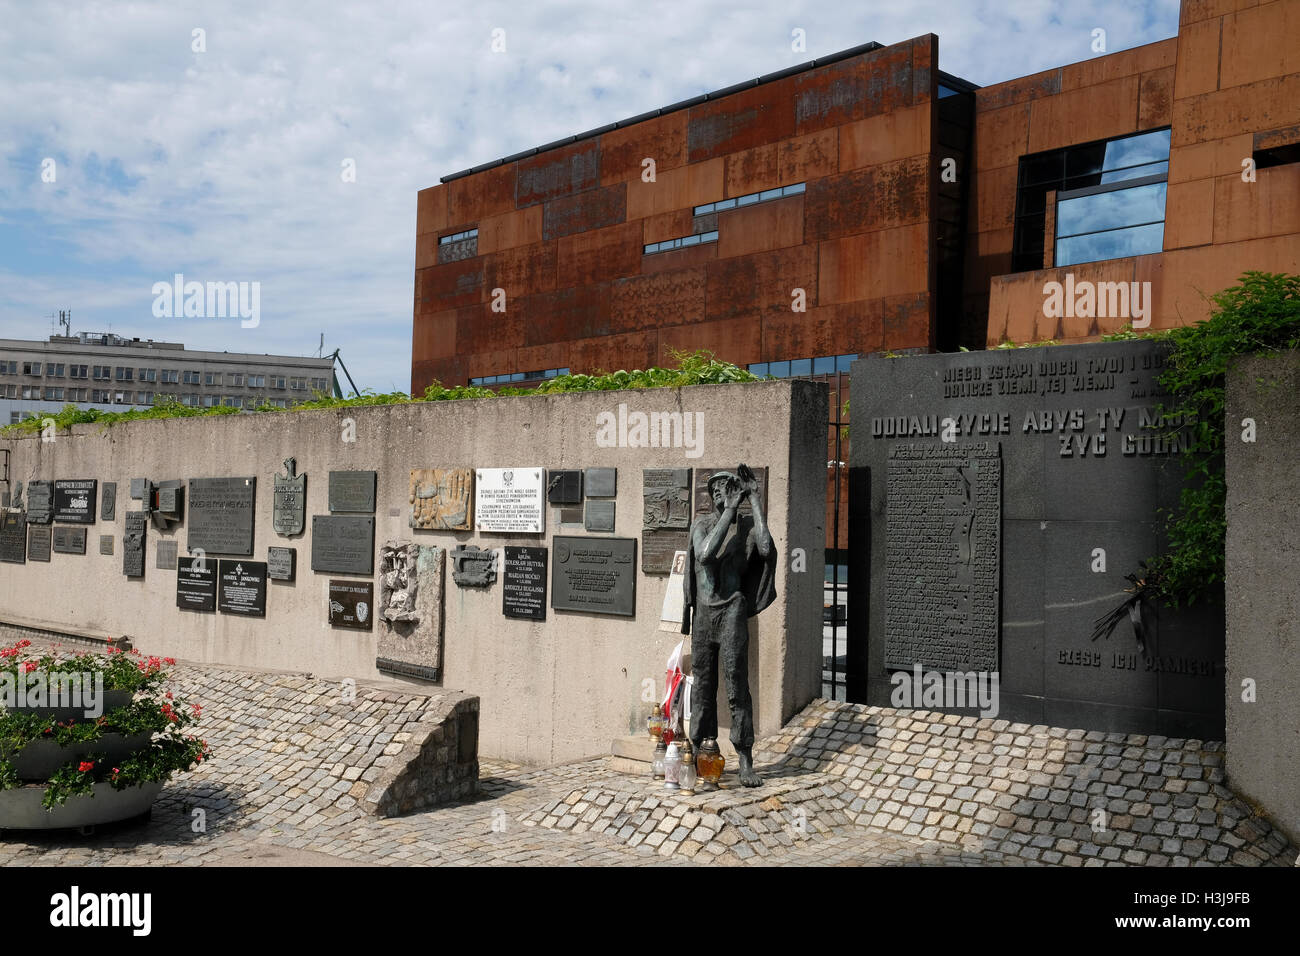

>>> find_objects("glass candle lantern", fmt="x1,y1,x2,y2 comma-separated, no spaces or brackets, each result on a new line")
664,739,682,790
647,703,665,741
652,739,667,780
678,738,697,794
697,737,725,790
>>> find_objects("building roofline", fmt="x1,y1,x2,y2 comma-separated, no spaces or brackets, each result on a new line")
439,40,906,184
0,337,334,368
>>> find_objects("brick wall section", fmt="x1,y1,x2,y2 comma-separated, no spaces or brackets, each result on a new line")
412,36,939,393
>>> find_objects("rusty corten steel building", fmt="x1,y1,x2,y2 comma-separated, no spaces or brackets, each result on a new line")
411,0,1299,396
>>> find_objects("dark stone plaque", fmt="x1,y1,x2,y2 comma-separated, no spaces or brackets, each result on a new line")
53,526,86,554
156,539,179,570
694,466,767,519
584,499,616,533
551,536,637,616
273,458,306,536
329,580,374,629
27,525,51,562
559,507,583,525
450,544,497,587
311,515,375,574
329,471,376,513
547,470,583,504
642,468,692,573
176,556,216,612
187,477,255,555
884,443,1001,673
0,513,26,564
99,535,113,556
123,512,147,578
150,480,184,530
503,546,547,621
218,560,268,616
267,546,296,581
26,481,53,524
157,482,180,515
53,479,97,524
100,482,116,521
130,478,147,500
584,468,616,498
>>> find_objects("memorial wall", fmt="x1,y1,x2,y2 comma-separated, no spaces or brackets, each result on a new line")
0,380,826,764
851,340,1225,738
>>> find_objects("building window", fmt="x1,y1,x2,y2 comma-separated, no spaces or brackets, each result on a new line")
248,374,265,387
114,391,129,404
43,387,64,401
91,389,110,403
1253,140,1300,171
644,230,720,255
138,368,157,382
136,391,153,404
230,373,244,386
183,370,201,384
49,363,65,377
693,182,805,217
310,377,328,391
0,361,15,374
1013,128,1170,272
289,377,306,390
115,366,133,381
438,227,478,245
223,396,242,408
161,369,179,384
93,365,111,380
749,353,857,379
69,365,88,379
272,376,286,389
205,372,221,386
22,362,42,376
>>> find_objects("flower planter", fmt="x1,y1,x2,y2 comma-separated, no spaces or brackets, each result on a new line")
1,689,133,723
0,781,163,831
2,732,154,781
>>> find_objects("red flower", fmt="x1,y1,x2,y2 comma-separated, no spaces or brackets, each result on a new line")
165,692,173,699
22,661,37,673
163,657,176,666
78,761,94,772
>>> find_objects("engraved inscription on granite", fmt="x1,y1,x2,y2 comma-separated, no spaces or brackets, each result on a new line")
101,481,116,521
26,481,53,524
176,556,216,612
53,526,87,554
642,468,692,573
99,535,114,556
884,442,1001,673
54,479,97,524
1,512,26,564
585,468,616,498
267,546,296,581
329,471,376,513
218,560,268,616
551,536,637,616
547,470,582,504
694,466,766,519
27,525,51,562
273,458,306,536
329,580,374,630
584,499,615,533
311,515,375,574
503,546,547,621
156,540,179,570
475,468,545,533
123,512,147,578
409,468,473,531
188,477,255,554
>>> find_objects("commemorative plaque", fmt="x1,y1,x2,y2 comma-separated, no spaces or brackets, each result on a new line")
503,546,547,621
409,468,474,531
267,546,296,581
100,481,116,521
53,480,97,524
27,525,51,562
450,545,497,587
585,468,616,498
0,512,25,563
26,481,53,524
311,515,375,574
642,468,692,573
176,556,217,612
546,470,583,504
149,479,184,530
329,580,374,630
475,468,545,533
129,478,147,500
188,477,255,555
123,512,147,577
156,539,179,570
218,560,268,616
273,458,306,536
584,499,616,533
53,526,87,554
329,471,376,513
551,536,637,616
99,535,113,556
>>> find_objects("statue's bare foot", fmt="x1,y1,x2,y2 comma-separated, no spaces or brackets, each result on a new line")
737,750,762,787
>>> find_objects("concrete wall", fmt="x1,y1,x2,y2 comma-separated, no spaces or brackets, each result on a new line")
1225,350,1300,843
0,380,826,766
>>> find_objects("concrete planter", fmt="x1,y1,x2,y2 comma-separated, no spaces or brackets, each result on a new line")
0,781,162,831
1,689,133,723
3,732,153,781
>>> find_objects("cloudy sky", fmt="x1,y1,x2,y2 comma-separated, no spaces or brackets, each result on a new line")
0,0,1179,393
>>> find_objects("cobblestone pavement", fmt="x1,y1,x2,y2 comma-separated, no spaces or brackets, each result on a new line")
0,656,1294,867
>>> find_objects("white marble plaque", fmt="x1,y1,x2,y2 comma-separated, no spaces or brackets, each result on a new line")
474,468,545,533
659,549,688,632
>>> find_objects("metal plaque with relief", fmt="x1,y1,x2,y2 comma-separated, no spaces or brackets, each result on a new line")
273,458,306,536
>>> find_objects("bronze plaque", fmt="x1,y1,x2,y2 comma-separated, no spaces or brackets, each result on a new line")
409,468,473,531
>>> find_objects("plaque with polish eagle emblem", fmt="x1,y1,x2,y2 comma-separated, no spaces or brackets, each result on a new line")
273,457,306,536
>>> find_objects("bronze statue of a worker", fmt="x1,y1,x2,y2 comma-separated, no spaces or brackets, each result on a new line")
682,463,777,786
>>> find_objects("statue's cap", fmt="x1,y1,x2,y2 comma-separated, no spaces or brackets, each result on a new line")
706,472,738,493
